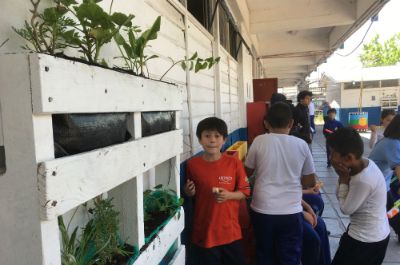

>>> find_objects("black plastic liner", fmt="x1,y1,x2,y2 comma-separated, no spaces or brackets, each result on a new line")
141,112,175,137
53,113,129,158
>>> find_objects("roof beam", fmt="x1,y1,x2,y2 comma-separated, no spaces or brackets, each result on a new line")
266,66,309,74
258,35,329,57
250,0,356,33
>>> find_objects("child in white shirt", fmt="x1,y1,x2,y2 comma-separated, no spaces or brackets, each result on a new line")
245,102,316,265
328,128,390,265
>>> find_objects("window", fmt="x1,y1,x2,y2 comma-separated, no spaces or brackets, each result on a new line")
219,5,241,59
219,7,229,51
381,79,399,88
187,0,216,33
363,80,379,89
344,81,361,89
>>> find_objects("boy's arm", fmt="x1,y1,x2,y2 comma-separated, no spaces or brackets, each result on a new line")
215,189,246,203
301,145,317,188
216,159,251,203
335,164,371,215
301,173,317,188
183,161,196,197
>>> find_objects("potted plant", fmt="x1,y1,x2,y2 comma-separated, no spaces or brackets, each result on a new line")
59,198,138,265
143,185,183,243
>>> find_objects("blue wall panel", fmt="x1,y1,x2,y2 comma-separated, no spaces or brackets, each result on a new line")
339,107,381,126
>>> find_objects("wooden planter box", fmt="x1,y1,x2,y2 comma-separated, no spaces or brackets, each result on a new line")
0,53,184,265
131,208,185,264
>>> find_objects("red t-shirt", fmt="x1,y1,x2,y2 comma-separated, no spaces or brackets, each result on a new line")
187,154,251,248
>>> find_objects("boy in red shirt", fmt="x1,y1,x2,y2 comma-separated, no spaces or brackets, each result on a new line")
184,117,250,265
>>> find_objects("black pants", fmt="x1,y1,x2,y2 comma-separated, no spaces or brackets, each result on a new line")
189,240,245,265
387,191,400,235
331,232,389,265
326,141,331,166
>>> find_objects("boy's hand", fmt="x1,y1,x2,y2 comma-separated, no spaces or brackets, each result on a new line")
302,200,318,228
334,163,351,185
303,187,319,195
214,187,231,203
370,125,377,132
303,211,317,228
184,179,196,197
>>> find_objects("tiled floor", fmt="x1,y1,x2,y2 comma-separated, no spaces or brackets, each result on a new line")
312,126,400,264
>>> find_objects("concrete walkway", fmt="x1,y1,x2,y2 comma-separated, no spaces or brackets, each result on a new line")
311,126,400,264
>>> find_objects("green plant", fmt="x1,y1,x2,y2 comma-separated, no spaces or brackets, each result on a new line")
159,52,220,80
59,198,131,265
114,16,161,76
360,33,400,67
59,216,105,265
143,184,184,223
55,0,134,64
90,197,131,265
13,0,75,54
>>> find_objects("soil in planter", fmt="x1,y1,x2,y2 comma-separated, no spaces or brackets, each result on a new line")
52,53,174,85
103,243,136,265
141,111,175,137
144,211,171,238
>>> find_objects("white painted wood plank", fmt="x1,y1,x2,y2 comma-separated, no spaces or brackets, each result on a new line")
191,102,215,117
133,208,184,265
0,54,59,265
109,175,145,248
31,115,62,265
29,54,182,114
170,245,185,265
38,129,183,220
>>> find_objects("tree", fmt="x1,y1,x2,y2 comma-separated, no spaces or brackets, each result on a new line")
360,33,400,67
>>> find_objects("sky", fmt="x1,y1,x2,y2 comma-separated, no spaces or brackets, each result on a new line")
310,0,400,80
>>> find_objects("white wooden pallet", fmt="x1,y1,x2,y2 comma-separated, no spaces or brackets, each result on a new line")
0,53,185,265
132,208,185,265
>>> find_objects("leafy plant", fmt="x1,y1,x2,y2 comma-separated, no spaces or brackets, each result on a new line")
114,16,161,76
360,33,400,67
89,198,130,265
13,0,75,54
159,52,220,80
143,184,184,223
59,198,131,265
55,0,134,64
59,216,105,265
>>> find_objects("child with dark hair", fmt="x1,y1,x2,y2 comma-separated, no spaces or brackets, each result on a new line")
184,117,250,265
292,90,313,145
369,109,396,149
369,114,400,241
328,128,390,265
245,102,317,265
323,108,343,167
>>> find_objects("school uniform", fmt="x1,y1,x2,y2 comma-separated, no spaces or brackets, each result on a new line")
302,216,331,265
187,154,251,265
245,133,315,265
331,160,390,265
323,119,343,166
369,137,400,236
